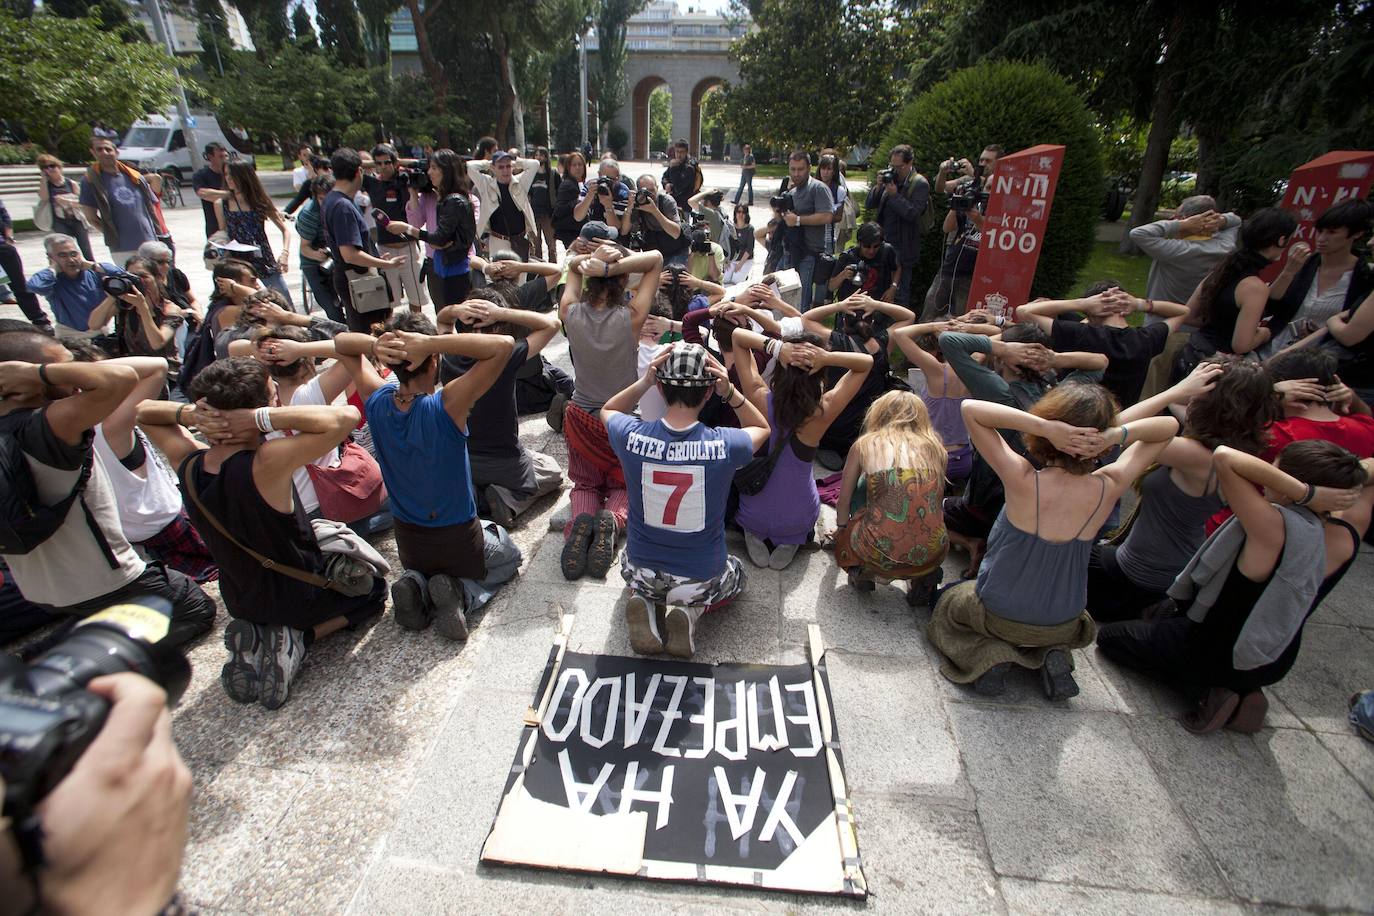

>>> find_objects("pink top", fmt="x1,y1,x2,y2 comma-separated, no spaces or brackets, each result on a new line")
404,192,481,259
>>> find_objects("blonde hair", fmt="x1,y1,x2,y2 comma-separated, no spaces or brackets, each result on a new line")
852,391,948,477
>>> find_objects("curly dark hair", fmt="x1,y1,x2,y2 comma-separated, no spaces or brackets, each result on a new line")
1184,355,1280,454
378,311,438,384
188,356,270,409
1025,381,1119,474
998,323,1051,383
771,332,828,435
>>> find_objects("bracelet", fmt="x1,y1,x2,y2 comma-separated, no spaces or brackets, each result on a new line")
1145,299,1154,313
603,261,610,277
36,364,50,386
1295,482,1316,507
254,406,274,433
1119,425,1129,447
176,403,189,425
764,338,781,359
994,315,1006,327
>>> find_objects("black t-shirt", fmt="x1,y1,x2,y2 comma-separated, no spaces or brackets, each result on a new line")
630,193,688,257
165,267,193,310
362,174,409,226
490,182,526,237
439,338,530,460
940,211,981,278
662,161,697,210
518,275,555,313
322,190,376,273
191,165,223,237
1050,319,1171,407
835,243,899,299
826,330,890,444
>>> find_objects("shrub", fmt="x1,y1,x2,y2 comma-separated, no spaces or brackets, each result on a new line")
342,122,376,151
0,142,41,165
607,123,629,159
875,61,1103,301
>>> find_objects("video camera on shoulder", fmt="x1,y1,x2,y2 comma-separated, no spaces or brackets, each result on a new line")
0,596,191,818
395,163,432,193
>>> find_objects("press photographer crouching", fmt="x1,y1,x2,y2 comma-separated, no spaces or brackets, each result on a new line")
923,145,999,320
0,601,194,916
829,222,900,303
621,176,689,266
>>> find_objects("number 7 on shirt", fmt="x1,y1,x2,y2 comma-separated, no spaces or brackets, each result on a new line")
642,463,705,533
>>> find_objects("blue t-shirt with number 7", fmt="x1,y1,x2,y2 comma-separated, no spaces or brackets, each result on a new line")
607,413,754,581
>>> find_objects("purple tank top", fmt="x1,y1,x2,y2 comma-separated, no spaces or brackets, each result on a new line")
923,364,968,447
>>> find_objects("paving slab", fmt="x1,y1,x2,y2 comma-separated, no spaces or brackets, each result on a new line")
947,705,1224,896
999,878,1245,915
1318,544,1374,630
1269,622,1374,734
1315,731,1374,799
1130,718,1374,911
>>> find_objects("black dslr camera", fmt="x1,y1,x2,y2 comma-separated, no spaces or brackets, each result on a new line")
635,186,652,207
597,176,615,196
950,176,989,213
0,597,191,818
878,168,897,186
770,191,795,213
101,272,138,308
689,229,712,254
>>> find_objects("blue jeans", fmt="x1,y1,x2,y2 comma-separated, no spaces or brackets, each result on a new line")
734,173,754,205
301,260,344,323
795,253,818,311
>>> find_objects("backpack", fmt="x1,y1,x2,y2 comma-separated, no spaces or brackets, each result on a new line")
0,412,98,556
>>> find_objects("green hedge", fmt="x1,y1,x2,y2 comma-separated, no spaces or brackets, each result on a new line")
0,143,42,165
875,61,1102,301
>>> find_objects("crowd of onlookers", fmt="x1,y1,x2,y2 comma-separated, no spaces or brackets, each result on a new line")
2,131,1373,741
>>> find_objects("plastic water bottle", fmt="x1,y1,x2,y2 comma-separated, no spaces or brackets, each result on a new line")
908,367,928,397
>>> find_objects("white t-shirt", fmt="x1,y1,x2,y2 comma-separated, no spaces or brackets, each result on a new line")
93,424,183,542
636,342,669,422
265,376,343,515
292,165,309,190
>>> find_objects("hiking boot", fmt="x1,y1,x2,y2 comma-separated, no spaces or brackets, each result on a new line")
586,510,618,578
259,625,307,710
547,391,568,432
1040,649,1080,701
743,531,770,568
767,543,799,570
221,619,264,704
974,662,1011,696
561,513,595,580
391,570,431,630
906,568,944,609
624,594,664,655
429,574,469,641
484,485,516,529
664,605,701,659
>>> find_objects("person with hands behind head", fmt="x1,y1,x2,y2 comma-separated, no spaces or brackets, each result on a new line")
0,672,192,916
1325,288,1374,405
558,245,664,581
0,329,216,650
322,148,406,332
435,295,564,527
333,316,514,640
928,388,1178,700
1266,200,1374,352
731,326,872,570
603,343,768,658
1263,348,1374,460
1086,357,1281,623
137,358,378,708
1015,281,1190,407
1097,441,1374,734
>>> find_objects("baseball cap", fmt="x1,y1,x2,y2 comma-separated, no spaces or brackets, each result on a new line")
491,151,515,163
656,342,714,388
579,221,620,242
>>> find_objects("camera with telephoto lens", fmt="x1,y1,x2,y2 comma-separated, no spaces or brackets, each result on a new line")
101,273,137,305
689,210,708,229
949,174,989,213
770,191,795,213
0,596,191,818
635,186,652,207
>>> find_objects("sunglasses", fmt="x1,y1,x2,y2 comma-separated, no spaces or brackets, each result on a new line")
41,164,60,170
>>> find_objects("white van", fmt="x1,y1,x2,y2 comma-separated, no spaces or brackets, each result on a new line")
119,111,254,183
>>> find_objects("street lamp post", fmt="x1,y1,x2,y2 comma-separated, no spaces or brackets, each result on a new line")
143,0,198,169
579,29,589,149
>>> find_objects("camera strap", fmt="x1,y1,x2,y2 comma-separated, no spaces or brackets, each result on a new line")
178,454,344,593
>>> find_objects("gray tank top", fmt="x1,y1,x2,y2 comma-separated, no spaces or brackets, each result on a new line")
564,300,637,412
1116,463,1222,592
976,472,1105,625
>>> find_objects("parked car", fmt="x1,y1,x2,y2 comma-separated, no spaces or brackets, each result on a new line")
119,111,253,184
651,151,668,161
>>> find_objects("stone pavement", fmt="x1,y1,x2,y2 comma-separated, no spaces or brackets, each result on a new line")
4,165,1373,915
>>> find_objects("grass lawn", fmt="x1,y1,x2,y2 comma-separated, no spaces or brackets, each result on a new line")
1072,240,1151,298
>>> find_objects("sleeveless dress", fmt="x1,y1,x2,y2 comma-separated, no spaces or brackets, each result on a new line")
735,394,821,545
224,204,281,280
837,468,947,578
923,363,971,479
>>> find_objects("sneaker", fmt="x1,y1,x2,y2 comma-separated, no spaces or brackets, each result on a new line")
429,574,469,641
973,662,1011,696
547,391,568,433
1039,649,1080,701
561,513,595,580
906,568,944,609
767,543,799,570
624,594,664,654
743,531,770,568
586,510,619,578
259,625,307,710
664,605,700,659
391,570,432,630
221,619,264,703
484,485,516,529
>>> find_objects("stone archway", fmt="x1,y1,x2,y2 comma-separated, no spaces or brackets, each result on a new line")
689,77,725,156
631,75,668,161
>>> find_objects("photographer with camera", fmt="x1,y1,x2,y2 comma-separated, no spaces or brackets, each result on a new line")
364,144,428,313
829,222,900,302
575,159,630,227
865,144,931,310
27,234,123,340
688,188,729,259
662,140,703,214
621,175,689,265
922,145,999,320
0,327,217,651
381,151,478,310
468,151,540,261
686,229,725,284
82,257,182,377
777,150,839,311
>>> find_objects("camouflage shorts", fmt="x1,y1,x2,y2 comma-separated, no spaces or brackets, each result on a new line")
619,554,746,609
